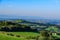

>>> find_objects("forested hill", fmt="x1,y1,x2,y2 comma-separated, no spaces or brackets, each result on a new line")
0,19,59,32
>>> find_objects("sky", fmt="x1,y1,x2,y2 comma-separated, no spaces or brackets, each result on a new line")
0,0,60,19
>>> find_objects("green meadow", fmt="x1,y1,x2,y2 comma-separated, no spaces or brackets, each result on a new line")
0,31,39,40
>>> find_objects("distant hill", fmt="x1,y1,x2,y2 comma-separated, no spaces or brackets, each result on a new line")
45,26,60,32
0,15,60,25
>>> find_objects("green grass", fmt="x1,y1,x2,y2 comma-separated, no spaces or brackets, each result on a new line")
6,32,38,37
0,33,28,40
0,31,39,40
45,26,59,32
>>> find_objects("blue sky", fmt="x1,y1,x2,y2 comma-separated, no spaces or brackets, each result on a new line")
0,0,60,19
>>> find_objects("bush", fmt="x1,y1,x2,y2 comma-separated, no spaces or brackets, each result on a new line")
31,36,36,39
26,36,36,39
16,35,20,37
55,39,60,40
7,33,10,35
9,33,14,36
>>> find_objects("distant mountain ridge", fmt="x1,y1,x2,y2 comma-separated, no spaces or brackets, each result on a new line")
0,14,60,24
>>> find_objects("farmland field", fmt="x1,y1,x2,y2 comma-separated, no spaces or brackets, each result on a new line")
0,31,39,40
0,33,27,40
6,32,39,37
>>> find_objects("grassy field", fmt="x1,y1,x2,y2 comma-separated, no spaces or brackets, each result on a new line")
6,32,39,37
0,34,27,40
0,31,39,40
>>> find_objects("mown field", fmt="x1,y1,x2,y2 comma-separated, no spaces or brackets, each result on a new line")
0,31,39,40
6,32,39,37
0,34,26,40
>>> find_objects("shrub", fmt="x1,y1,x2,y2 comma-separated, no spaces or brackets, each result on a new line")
16,35,20,37
55,38,60,40
9,33,14,36
7,33,10,35
31,36,36,39
26,36,36,39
